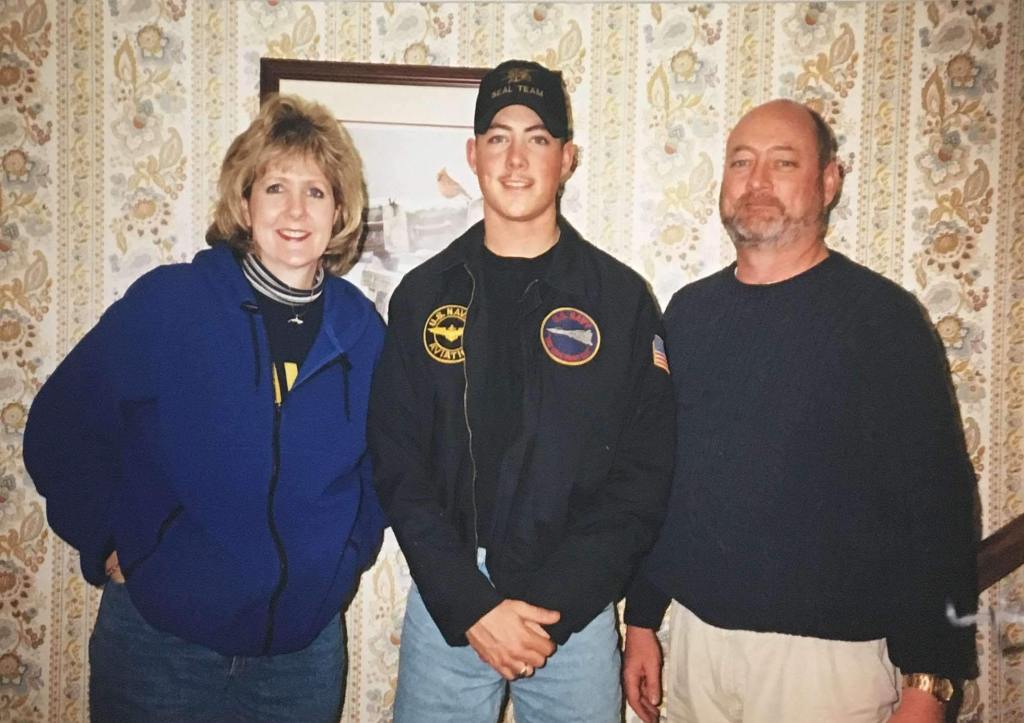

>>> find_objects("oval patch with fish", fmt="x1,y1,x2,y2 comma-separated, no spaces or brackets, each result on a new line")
424,304,467,364
540,307,600,366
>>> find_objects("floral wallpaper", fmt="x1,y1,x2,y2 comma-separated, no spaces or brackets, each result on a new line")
0,1,1021,721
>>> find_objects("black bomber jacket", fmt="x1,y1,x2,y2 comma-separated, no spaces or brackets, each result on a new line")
368,218,675,646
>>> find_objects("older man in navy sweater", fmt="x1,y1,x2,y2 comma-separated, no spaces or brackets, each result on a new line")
624,100,977,723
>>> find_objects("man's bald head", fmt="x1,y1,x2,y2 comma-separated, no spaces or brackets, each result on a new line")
720,99,842,250
731,99,837,171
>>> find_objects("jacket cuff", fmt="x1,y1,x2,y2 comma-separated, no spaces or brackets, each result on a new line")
438,582,505,647
411,556,505,647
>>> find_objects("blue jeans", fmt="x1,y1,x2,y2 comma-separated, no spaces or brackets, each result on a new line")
394,552,622,723
89,582,345,723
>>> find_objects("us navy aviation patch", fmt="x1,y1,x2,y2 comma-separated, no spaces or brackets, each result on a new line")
424,305,467,364
541,307,600,366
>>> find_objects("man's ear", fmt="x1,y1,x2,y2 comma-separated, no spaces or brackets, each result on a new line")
466,137,478,176
560,141,578,182
822,159,842,210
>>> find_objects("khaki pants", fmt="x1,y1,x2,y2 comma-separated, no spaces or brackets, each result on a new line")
666,602,900,723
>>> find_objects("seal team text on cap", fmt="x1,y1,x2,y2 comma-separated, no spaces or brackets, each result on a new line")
473,59,571,140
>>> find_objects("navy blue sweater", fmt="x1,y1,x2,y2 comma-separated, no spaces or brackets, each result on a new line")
626,252,977,679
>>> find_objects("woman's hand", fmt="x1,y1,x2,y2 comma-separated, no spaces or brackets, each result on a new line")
105,551,125,584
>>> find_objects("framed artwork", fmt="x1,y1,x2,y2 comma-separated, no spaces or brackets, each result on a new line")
260,59,489,317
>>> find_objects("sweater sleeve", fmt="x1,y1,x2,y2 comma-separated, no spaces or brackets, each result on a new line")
624,569,672,629
872,293,978,680
23,271,162,585
367,284,503,646
521,288,676,642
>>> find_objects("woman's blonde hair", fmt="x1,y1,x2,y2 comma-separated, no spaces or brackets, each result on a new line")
206,94,367,276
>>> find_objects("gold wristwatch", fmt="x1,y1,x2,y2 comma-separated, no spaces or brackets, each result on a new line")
902,673,956,703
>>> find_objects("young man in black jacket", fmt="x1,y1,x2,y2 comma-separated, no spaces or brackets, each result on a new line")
369,60,675,722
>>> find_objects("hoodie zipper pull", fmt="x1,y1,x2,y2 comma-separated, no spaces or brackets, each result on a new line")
338,354,352,421
241,301,262,387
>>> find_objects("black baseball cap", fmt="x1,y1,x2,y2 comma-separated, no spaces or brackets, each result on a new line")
473,60,571,140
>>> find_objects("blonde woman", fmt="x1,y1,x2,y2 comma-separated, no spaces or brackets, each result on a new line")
24,95,383,722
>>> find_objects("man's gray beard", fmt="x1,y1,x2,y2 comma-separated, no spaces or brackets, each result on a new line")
722,212,790,247
722,207,827,248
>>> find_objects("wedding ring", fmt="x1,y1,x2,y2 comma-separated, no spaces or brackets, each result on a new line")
519,665,529,677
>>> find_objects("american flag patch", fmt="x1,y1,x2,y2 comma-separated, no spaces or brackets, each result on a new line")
652,334,670,374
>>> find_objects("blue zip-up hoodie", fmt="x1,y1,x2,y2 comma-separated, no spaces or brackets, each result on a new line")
24,245,386,656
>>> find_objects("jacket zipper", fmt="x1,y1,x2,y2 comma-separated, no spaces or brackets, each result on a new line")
260,346,349,654
462,263,480,551
262,401,288,655
337,354,352,421
122,504,184,579
487,277,541,550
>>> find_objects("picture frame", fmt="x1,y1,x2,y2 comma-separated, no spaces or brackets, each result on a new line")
260,59,489,317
